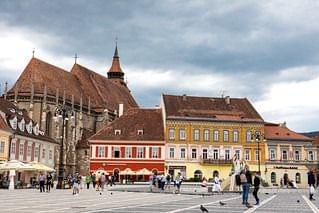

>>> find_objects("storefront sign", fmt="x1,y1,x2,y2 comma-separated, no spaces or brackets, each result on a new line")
273,166,298,170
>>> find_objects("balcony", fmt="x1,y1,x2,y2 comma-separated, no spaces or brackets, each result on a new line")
201,158,232,165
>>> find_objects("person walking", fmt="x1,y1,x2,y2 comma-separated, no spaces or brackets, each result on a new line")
308,169,316,200
85,174,92,189
174,172,183,194
240,165,252,206
213,174,222,193
160,174,166,191
253,172,261,205
38,173,46,193
165,174,171,190
99,173,107,195
46,173,53,193
91,173,97,189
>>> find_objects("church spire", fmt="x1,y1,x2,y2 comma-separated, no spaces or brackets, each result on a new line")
107,40,125,85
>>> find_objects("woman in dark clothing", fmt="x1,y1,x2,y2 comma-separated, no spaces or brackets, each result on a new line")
46,173,53,192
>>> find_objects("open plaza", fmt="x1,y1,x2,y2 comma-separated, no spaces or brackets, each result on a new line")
0,185,319,213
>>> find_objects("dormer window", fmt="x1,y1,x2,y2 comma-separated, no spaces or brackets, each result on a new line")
9,108,15,113
115,129,121,135
18,119,25,131
137,129,144,135
33,124,39,136
26,121,33,134
10,116,18,130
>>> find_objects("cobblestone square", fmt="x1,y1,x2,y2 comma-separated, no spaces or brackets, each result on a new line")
1,186,319,213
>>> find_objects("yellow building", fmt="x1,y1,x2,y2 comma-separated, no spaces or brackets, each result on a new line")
0,115,11,162
161,94,265,181
264,123,317,188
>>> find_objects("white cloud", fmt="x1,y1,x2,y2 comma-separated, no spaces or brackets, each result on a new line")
255,75,319,131
0,22,73,80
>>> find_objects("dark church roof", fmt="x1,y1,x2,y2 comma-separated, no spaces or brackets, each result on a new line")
8,57,138,112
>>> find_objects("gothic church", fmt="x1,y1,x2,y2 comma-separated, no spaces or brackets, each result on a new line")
3,46,138,175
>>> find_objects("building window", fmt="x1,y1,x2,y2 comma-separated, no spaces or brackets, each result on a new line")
204,129,209,141
213,149,219,160
225,149,230,160
271,172,276,183
213,130,219,142
294,150,300,161
194,129,200,141
20,144,24,156
169,128,175,140
233,130,239,142
49,150,52,160
223,130,229,142
152,147,159,158
34,147,39,159
137,129,143,135
114,147,120,158
137,147,144,158
296,173,301,184
191,148,197,159
125,147,132,158
282,150,288,160
27,145,32,156
0,141,5,153
11,142,16,154
244,149,250,161
98,146,105,157
255,149,259,161
235,150,240,160
169,147,175,159
270,149,276,160
179,129,186,140
115,129,121,135
180,148,186,159
42,148,45,159
308,151,314,161
202,149,208,159
246,131,252,142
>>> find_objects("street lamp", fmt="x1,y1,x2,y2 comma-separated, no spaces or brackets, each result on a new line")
54,106,74,189
251,132,266,174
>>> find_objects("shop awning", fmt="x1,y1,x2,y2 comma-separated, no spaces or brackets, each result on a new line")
27,161,55,172
120,168,136,175
0,160,35,171
136,168,152,175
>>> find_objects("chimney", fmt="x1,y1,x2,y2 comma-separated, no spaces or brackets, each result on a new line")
280,121,287,127
225,96,230,105
119,103,124,117
182,94,187,101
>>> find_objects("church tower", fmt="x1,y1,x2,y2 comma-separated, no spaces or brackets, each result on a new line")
107,44,125,86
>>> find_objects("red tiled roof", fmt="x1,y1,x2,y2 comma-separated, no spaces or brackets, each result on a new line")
162,94,263,122
265,123,313,141
0,98,56,143
90,108,164,141
8,58,138,111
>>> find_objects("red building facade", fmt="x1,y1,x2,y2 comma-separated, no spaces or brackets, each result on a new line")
89,108,165,181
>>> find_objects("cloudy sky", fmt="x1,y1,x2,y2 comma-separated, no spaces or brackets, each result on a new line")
0,0,319,132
